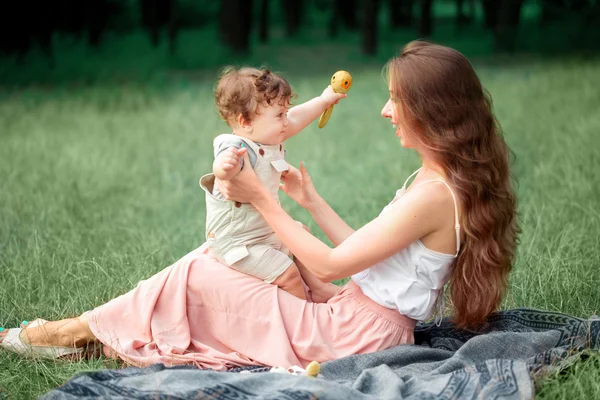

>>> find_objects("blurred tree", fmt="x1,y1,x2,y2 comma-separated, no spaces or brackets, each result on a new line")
539,0,600,50
87,0,118,47
219,0,253,53
55,0,118,47
140,0,178,54
283,0,305,36
259,0,269,43
389,0,414,28
495,0,525,52
329,0,359,37
541,0,594,24
418,0,433,37
0,2,55,64
456,0,475,25
481,0,497,29
0,0,119,65
362,0,381,55
482,0,525,52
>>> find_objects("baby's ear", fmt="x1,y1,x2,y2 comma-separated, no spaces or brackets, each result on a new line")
237,114,252,129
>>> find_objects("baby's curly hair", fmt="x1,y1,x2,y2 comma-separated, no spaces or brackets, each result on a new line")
215,67,295,125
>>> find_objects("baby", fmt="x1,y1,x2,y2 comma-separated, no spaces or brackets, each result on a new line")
199,67,344,299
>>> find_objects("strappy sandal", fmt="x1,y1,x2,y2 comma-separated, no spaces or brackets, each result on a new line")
0,319,84,359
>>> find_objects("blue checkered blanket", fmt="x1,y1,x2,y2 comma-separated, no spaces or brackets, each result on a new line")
41,308,600,399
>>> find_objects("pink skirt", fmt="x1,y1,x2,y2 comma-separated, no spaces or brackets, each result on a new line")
87,244,416,370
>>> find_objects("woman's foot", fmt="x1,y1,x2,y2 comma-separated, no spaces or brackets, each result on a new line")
0,315,95,355
0,319,41,345
0,319,28,343
0,319,87,359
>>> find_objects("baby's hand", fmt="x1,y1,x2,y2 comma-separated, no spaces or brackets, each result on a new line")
220,147,243,171
320,85,347,107
215,147,245,180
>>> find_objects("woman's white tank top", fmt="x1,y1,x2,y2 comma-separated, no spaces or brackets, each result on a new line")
351,168,461,322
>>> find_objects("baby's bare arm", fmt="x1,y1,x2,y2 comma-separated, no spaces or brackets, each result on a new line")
285,87,346,140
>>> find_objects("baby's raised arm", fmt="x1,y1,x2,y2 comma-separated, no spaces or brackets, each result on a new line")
284,86,346,140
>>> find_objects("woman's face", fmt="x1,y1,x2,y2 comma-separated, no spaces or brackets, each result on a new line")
381,85,418,149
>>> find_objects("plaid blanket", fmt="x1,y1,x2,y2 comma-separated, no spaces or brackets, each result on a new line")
41,308,600,399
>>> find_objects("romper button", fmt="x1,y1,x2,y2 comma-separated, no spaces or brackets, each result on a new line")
235,201,242,208
279,145,282,151
259,148,265,156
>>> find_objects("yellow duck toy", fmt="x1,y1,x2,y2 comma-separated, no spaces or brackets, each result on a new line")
318,70,353,128
267,360,321,377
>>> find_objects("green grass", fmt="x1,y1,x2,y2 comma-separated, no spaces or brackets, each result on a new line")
1,24,600,399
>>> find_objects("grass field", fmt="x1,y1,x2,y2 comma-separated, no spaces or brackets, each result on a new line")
1,18,600,399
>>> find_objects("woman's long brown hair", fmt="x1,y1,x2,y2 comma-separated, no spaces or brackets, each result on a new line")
386,41,519,328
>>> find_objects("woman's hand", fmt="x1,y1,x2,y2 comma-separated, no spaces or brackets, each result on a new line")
216,148,268,205
280,162,321,211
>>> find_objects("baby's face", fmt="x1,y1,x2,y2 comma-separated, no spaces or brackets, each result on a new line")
244,103,289,145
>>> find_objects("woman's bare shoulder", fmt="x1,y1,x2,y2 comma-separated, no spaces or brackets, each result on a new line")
395,181,458,225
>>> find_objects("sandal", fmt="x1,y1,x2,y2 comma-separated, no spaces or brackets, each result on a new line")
0,319,84,359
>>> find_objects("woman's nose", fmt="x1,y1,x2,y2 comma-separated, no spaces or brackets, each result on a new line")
381,100,392,118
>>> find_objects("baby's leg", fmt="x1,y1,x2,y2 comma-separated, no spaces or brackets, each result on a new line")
229,245,306,300
294,257,341,303
271,262,306,300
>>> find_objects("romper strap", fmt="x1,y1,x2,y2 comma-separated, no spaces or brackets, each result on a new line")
411,179,461,256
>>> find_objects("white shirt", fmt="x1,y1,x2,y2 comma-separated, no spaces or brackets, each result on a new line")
351,168,461,322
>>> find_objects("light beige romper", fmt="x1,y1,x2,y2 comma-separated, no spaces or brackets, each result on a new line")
199,135,294,283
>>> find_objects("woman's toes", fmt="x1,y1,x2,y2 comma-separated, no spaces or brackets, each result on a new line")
20,320,29,329
0,327,6,343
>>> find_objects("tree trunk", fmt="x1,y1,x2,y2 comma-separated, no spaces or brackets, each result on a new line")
283,0,303,37
456,0,475,25
481,0,499,29
418,0,433,37
362,0,380,55
167,0,177,54
86,0,110,48
258,0,269,43
389,0,413,28
140,0,160,47
34,2,56,67
494,0,524,52
219,0,253,53
329,0,358,37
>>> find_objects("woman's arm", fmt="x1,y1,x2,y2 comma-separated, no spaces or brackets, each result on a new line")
254,193,440,281
220,153,446,282
280,163,354,246
306,197,355,247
